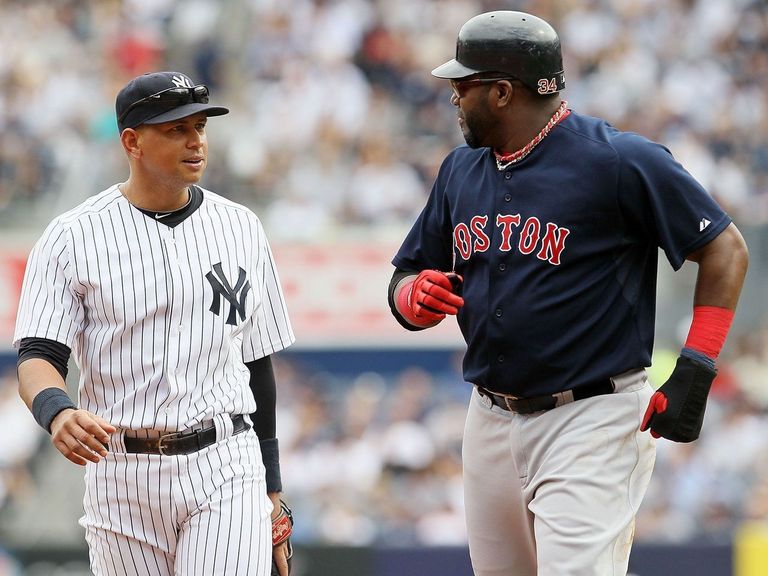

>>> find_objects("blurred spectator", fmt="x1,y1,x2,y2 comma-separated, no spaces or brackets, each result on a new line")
0,546,22,576
345,137,426,226
0,368,44,512
271,357,471,546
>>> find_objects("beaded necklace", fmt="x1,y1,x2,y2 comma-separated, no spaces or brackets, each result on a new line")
493,100,570,170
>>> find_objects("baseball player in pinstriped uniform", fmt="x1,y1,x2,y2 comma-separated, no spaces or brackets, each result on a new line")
388,12,749,576
14,71,294,575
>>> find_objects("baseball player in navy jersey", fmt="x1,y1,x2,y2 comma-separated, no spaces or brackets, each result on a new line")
388,11,748,576
14,71,294,576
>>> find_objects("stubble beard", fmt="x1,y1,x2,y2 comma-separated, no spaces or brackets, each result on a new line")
461,107,495,149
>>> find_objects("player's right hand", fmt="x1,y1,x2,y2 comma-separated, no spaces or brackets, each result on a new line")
270,498,294,576
50,409,116,466
409,269,464,321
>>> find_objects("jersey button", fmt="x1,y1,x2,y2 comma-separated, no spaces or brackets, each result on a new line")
495,308,503,317
504,172,512,180
497,354,505,363
498,263,506,271
504,194,511,202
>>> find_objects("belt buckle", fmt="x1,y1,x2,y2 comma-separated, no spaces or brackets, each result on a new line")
157,432,179,456
553,389,575,408
502,393,522,412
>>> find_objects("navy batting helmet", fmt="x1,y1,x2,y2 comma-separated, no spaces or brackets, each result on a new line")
432,11,566,96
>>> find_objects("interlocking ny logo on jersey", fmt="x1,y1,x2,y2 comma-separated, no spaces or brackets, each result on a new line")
206,263,251,325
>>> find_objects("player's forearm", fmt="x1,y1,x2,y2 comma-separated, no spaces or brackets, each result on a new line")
246,356,285,493
17,358,68,411
644,224,751,443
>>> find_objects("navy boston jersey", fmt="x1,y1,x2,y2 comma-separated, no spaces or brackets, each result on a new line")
393,110,731,396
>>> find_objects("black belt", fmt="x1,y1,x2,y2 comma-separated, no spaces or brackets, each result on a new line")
478,379,615,414
124,415,249,455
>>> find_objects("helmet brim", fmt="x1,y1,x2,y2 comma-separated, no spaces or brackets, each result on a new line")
431,59,479,79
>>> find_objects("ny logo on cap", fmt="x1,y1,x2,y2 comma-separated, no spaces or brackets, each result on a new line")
206,263,251,325
171,74,194,89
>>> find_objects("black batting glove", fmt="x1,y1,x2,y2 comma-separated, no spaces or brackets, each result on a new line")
640,355,717,443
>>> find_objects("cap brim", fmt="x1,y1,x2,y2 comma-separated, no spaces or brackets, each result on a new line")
142,103,230,125
431,59,479,79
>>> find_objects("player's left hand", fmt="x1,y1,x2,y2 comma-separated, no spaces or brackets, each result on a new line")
270,497,293,576
640,355,716,442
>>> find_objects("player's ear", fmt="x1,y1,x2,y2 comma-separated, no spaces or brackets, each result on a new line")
493,80,515,107
120,128,142,158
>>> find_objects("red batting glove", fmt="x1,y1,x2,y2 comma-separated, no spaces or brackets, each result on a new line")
412,270,464,317
641,393,668,439
396,270,464,328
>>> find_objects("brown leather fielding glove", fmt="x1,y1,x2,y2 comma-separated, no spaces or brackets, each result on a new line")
271,500,294,576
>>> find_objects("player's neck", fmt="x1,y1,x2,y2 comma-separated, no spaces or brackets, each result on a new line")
119,178,191,212
498,99,566,155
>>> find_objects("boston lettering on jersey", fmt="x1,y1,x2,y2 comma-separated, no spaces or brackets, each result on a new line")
453,213,570,265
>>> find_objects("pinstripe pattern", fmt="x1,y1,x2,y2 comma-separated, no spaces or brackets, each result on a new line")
14,184,294,431
81,430,272,575
14,184,293,575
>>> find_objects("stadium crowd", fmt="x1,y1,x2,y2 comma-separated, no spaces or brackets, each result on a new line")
2,0,768,232
1,0,768,549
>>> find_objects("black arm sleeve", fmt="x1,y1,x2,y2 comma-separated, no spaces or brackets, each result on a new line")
388,267,428,332
17,337,71,380
246,355,277,440
246,355,283,492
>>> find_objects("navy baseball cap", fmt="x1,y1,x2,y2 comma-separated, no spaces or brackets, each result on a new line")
116,71,229,133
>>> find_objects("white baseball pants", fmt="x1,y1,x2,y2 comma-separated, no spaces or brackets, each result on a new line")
463,369,656,576
80,425,272,576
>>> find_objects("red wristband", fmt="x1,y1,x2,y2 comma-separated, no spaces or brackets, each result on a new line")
684,305,734,359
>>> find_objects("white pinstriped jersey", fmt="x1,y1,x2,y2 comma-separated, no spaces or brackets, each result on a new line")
14,184,294,432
